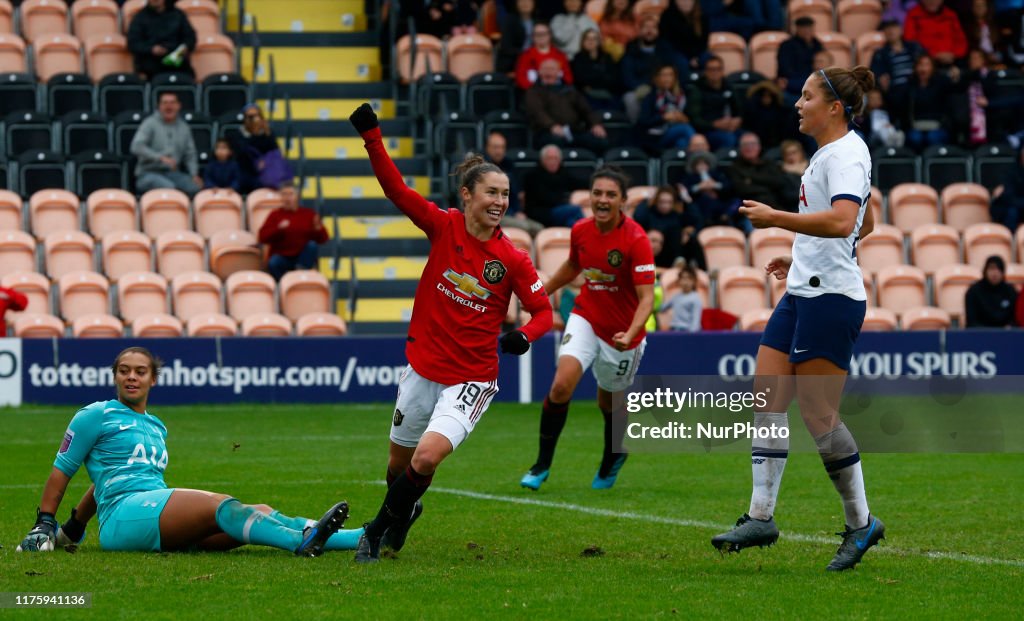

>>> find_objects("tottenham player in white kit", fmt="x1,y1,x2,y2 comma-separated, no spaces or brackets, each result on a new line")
711,66,884,571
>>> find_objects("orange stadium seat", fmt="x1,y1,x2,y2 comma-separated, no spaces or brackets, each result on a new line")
193,188,243,238
632,0,669,19
209,229,261,280
447,34,493,81
1,271,50,316
33,33,83,82
225,270,275,321
241,312,292,337
856,223,903,275
72,312,123,337
660,266,711,308
396,34,444,84
698,226,746,270
0,33,25,72
0,230,37,277
14,313,64,337
44,230,94,279
818,31,853,68
708,32,747,74
117,271,167,323
87,189,136,238
156,230,205,279
178,0,220,36
141,189,190,237
569,189,591,210
0,189,21,230
837,0,882,40
1004,263,1024,288
738,307,773,331
585,0,605,22
749,227,795,271
855,30,885,66
72,0,118,39
901,306,951,330
131,313,183,337
296,312,347,336
245,188,283,233
933,263,980,323
862,307,897,331
279,269,330,322
120,0,145,33
30,189,79,239
625,186,657,215
102,230,152,282
788,0,833,33
171,270,222,322
940,183,990,232
502,227,533,255
717,266,767,316
888,183,939,233
750,31,788,78
535,227,572,275
909,224,960,275
186,312,237,337
20,0,69,42
84,33,132,82
870,185,882,224
0,1,11,33
58,270,109,321
769,272,786,306
963,223,1013,267
191,33,235,81
876,264,926,315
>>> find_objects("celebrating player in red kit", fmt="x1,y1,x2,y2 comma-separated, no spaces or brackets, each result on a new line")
349,103,553,563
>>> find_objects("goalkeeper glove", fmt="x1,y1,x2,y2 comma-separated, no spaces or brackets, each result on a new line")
349,103,379,134
56,508,87,546
16,509,58,552
499,330,530,355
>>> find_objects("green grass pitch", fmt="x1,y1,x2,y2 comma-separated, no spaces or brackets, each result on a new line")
1,402,1022,619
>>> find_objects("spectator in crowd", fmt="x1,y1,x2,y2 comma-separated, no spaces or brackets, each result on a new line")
202,139,242,192
598,0,638,61
963,49,992,146
812,50,835,72
966,0,1002,59
131,92,201,195
634,186,693,267
686,132,711,155
572,28,623,110
703,0,755,40
127,0,197,80
741,80,792,149
992,143,1024,231
403,1,459,38
524,59,609,153
484,131,544,236
689,55,743,150
661,265,703,332
258,183,329,281
675,149,736,231
882,0,918,24
659,0,710,70
551,0,598,57
777,16,823,105
647,227,667,267
0,286,28,336
515,22,574,90
638,64,698,151
227,104,288,194
779,139,809,176
728,132,795,220
870,18,925,122
496,0,536,73
521,144,588,227
904,0,969,67
905,54,954,151
621,15,687,122
965,255,1019,327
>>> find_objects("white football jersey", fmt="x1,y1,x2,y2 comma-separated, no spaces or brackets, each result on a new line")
787,131,870,300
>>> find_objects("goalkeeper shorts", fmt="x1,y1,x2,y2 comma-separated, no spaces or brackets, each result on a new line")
99,488,174,552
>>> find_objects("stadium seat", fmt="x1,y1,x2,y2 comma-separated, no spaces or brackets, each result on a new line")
102,230,152,282
585,0,605,21
64,111,115,156
192,34,235,82
749,228,795,271
434,110,483,164
888,183,939,233
873,147,920,192
241,312,292,337
45,230,94,279
632,0,669,18
84,33,132,82
244,188,282,234
155,230,204,279
209,229,261,280
413,72,460,123
837,0,881,40
625,186,657,215
869,185,883,224
789,0,833,32
47,72,94,117
502,227,532,255
594,109,632,149
750,31,788,78
186,311,236,337
940,183,990,232
854,30,885,65
698,226,747,271
0,230,36,277
171,270,221,321
117,270,167,322
717,266,768,315
58,270,109,320
1004,262,1024,288
20,0,70,42
120,0,145,33
465,71,516,117
738,307,773,331
14,313,64,337
923,144,971,189
963,223,1013,267
72,312,122,337
876,264,926,315
100,73,145,116
483,109,529,150
131,313,183,337
72,0,119,39
447,34,493,81
818,31,853,68
664,267,712,308
396,34,444,84
296,312,347,336
112,110,146,156
279,269,330,322
901,306,951,330
974,143,1016,190
5,111,54,158
0,33,25,73
225,270,275,321
2,270,51,315
0,72,36,117
17,150,67,199
73,150,127,198
33,33,83,82
659,148,689,186
140,189,190,238
30,189,79,239
150,71,196,111
193,188,242,239
535,227,571,275
569,188,591,210
861,306,897,331
605,148,653,186
708,32,747,74
0,0,10,33
909,224,960,275
933,263,980,323
0,188,21,230
201,73,249,119
178,0,220,36
87,188,135,238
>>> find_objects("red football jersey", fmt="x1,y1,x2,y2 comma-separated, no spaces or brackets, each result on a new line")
362,127,553,385
569,215,655,348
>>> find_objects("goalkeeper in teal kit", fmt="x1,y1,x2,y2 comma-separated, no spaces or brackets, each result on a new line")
18,346,357,556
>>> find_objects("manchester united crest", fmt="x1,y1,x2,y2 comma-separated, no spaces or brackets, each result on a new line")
393,409,404,426
562,333,573,345
483,259,507,284
607,249,624,267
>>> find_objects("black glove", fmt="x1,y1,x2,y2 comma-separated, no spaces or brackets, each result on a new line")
499,330,530,355
16,509,58,552
57,508,87,545
349,103,379,134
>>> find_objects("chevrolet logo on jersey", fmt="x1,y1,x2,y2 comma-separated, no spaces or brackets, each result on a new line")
443,269,492,299
582,268,616,283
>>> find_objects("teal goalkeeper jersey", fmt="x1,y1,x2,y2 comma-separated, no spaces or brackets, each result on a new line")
53,399,169,526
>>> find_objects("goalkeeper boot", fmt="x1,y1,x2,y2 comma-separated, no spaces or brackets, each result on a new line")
592,453,628,489
354,525,383,564
294,501,349,557
520,467,550,491
825,515,885,571
382,500,423,552
711,514,780,553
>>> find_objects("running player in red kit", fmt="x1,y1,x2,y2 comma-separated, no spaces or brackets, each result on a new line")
520,167,655,491
349,103,553,563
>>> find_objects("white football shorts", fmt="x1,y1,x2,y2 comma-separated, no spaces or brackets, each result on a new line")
558,313,646,392
390,365,499,450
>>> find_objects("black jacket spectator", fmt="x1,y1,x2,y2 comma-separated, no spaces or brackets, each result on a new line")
965,256,1018,327
224,104,283,193
741,80,793,149
728,133,794,211
658,0,710,67
777,19,823,98
496,6,533,73
675,150,737,230
620,22,686,93
127,0,197,79
571,30,622,106
521,157,588,227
